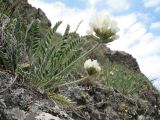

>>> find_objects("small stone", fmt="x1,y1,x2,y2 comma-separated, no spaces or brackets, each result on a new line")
138,115,145,120
35,112,60,120
6,108,26,120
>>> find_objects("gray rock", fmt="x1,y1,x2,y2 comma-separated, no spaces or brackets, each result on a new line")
57,82,160,120
0,71,73,120
4,108,26,120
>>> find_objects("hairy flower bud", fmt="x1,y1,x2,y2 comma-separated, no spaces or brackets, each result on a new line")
84,59,101,75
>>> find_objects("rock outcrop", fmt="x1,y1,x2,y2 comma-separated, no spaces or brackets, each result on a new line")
89,45,140,72
101,45,140,72
0,71,73,120
2,0,51,27
57,81,160,120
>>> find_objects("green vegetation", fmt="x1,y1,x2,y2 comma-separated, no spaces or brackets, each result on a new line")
0,13,25,71
0,10,101,92
102,59,150,94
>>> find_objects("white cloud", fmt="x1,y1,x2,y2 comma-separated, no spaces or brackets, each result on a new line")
139,55,160,77
143,0,160,12
155,6,160,12
144,0,160,7
105,0,131,12
150,22,160,29
153,79,160,89
109,14,146,51
87,0,102,7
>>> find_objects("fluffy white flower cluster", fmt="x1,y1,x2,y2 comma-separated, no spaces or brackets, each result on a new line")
88,13,120,43
84,59,101,75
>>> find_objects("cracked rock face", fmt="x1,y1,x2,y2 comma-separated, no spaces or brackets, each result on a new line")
0,71,73,120
57,82,160,120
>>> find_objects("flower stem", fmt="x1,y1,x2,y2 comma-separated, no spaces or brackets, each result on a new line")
39,43,100,89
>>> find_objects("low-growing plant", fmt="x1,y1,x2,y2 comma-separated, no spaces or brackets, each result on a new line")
102,59,151,94
48,92,75,107
0,10,120,93
20,13,120,91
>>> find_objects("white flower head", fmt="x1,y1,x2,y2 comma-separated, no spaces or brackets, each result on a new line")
88,13,119,43
84,59,101,75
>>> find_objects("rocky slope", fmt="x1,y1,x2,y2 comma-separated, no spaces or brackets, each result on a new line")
1,0,51,27
0,0,160,120
0,70,160,120
58,81,160,120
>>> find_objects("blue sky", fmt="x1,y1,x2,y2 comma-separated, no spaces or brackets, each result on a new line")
28,0,160,89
